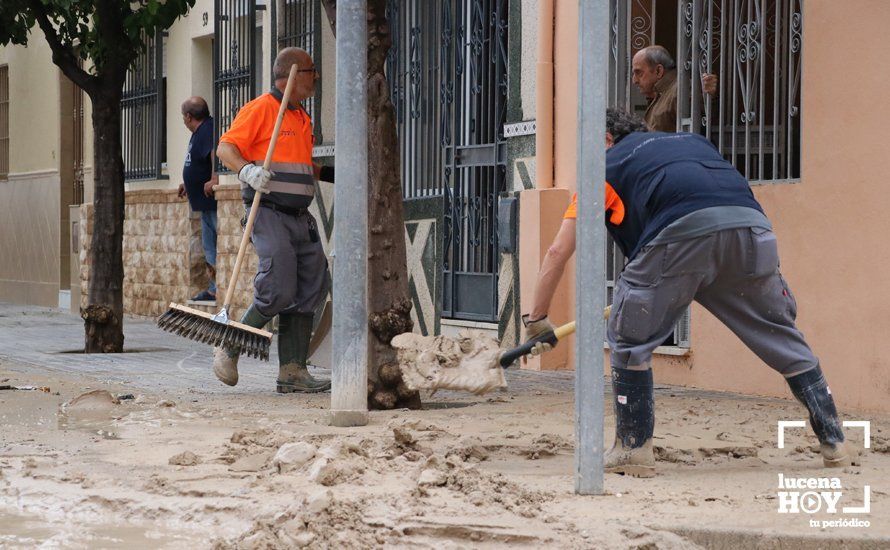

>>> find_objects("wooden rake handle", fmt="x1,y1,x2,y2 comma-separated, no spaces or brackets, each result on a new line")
223,64,298,310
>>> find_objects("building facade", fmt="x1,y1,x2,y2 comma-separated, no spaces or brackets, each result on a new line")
1,0,888,411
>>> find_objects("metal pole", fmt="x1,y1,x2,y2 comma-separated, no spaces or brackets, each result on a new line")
574,0,609,495
331,0,369,427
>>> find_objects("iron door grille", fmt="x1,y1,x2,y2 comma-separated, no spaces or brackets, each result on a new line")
387,0,509,323
214,0,258,172
442,0,509,322
676,0,802,182
0,65,8,180
73,60,85,205
386,0,447,199
122,31,164,181
274,0,323,142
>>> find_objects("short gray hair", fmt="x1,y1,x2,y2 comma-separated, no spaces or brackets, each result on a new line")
639,45,676,71
273,47,309,80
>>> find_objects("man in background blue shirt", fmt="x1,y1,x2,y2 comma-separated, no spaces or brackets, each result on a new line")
178,96,218,301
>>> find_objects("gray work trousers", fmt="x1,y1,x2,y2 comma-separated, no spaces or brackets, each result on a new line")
249,206,327,318
608,227,818,376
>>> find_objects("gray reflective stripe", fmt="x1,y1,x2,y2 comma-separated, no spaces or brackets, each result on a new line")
272,171,315,185
267,181,315,196
240,181,315,196
266,161,313,175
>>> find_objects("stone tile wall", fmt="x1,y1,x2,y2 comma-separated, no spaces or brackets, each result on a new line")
79,184,253,320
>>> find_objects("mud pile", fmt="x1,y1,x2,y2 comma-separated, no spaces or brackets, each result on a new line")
391,329,507,395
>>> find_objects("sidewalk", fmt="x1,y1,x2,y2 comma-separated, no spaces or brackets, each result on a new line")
0,303,576,397
1,303,887,549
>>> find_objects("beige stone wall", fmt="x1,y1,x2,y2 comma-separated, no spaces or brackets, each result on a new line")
79,185,253,319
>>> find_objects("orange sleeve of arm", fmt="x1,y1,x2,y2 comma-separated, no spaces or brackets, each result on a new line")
562,183,625,225
219,101,264,152
604,182,625,225
563,193,578,220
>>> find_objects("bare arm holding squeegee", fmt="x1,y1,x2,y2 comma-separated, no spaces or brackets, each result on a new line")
519,216,611,360
521,218,577,356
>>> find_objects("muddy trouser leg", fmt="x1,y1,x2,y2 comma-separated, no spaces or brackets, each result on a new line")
249,208,301,319
693,228,853,464
605,236,714,476
691,227,818,377
276,213,330,393
608,235,714,371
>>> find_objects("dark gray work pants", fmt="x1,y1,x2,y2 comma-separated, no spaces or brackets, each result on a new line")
249,206,327,318
608,227,818,376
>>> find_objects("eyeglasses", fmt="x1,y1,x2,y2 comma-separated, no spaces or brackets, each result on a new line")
296,67,318,74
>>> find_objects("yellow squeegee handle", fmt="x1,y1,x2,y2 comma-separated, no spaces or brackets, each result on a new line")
498,306,610,368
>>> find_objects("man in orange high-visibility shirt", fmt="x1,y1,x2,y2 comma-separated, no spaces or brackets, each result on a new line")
215,47,333,393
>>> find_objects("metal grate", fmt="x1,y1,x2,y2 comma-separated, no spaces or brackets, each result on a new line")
386,0,446,199
442,0,509,322
214,0,258,172
73,61,85,205
274,0,322,142
0,65,8,180
386,0,509,322
677,0,802,182
121,31,164,181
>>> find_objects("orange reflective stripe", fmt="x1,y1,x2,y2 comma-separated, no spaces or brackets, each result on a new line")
561,183,625,225
605,182,625,225
563,194,578,219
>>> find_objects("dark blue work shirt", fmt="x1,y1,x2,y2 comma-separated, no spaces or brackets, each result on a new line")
183,117,217,212
605,131,764,260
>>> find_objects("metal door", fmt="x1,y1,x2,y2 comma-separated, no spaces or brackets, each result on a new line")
441,0,508,322
388,0,508,323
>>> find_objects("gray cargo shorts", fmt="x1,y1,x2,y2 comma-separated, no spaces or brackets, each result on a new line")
249,206,328,318
608,226,818,376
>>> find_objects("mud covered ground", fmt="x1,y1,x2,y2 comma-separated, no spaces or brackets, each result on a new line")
1,356,888,549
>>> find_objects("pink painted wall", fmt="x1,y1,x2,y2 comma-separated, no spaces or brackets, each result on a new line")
541,1,890,412
548,0,580,370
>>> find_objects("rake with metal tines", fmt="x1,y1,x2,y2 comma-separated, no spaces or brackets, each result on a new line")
157,65,300,360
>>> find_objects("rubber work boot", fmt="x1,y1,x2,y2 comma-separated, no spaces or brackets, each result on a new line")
276,313,331,393
786,365,861,468
212,305,271,386
604,367,656,478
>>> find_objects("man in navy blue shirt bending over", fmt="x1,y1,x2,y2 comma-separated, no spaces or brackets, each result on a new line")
523,108,859,477
178,96,218,302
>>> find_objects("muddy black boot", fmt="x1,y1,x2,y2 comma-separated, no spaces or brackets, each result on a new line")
277,313,331,393
213,305,271,386
604,367,656,478
786,366,860,468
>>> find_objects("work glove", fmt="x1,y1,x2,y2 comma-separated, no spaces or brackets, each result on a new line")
521,314,556,357
239,163,272,194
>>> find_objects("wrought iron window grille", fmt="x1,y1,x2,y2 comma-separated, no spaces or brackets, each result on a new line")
214,0,259,172
387,0,509,323
272,0,323,143
122,30,165,181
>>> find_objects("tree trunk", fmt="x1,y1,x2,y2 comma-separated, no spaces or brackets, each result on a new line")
323,0,420,409
83,88,126,353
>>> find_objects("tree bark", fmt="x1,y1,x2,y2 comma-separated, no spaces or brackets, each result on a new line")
82,87,126,353
323,0,420,409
